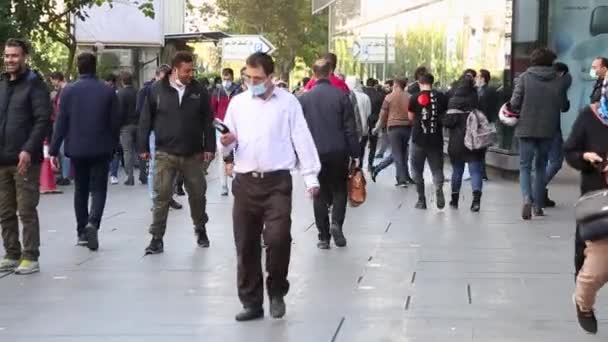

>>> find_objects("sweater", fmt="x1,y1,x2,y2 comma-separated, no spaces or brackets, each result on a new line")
378,89,412,128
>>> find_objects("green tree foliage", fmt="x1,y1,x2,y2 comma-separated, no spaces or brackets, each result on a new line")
8,0,154,76
214,0,327,80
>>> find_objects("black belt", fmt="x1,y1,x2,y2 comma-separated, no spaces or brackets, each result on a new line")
238,170,290,179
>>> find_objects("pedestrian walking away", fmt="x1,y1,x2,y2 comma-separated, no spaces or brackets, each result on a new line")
0,38,51,275
50,52,121,252
138,51,216,255
509,48,568,220
211,67,242,196
300,59,360,250
564,79,608,334
345,76,371,169
443,74,484,212
408,73,448,210
374,78,413,187
221,52,321,322
117,71,142,186
362,78,385,171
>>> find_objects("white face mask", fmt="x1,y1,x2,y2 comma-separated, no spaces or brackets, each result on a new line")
223,80,233,89
590,68,599,80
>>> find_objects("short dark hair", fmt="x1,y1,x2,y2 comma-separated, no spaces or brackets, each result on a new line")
554,62,569,74
5,38,29,55
103,73,117,83
246,52,275,76
171,51,194,68
595,57,608,68
120,71,133,86
414,66,428,81
302,77,311,86
323,52,338,70
394,78,408,89
530,47,557,67
222,68,234,78
385,79,394,87
49,72,65,82
419,73,434,85
463,68,477,78
366,78,378,87
313,59,332,78
479,69,491,83
156,64,171,76
77,52,97,75
213,76,222,84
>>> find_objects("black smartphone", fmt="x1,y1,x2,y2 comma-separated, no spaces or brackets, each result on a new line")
213,119,230,134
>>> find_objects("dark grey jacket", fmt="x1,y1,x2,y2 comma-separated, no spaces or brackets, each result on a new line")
510,66,568,139
298,79,359,158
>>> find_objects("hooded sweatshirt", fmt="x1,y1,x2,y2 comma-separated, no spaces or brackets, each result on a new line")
346,76,372,136
510,66,568,139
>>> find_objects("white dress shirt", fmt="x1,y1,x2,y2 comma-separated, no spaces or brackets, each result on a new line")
222,87,321,189
170,80,186,105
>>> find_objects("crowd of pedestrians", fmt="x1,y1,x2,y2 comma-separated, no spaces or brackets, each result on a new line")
1,37,608,333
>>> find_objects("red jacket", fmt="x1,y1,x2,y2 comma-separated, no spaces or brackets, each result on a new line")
304,74,350,93
210,83,242,121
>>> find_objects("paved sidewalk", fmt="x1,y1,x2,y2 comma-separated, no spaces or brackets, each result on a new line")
0,161,605,341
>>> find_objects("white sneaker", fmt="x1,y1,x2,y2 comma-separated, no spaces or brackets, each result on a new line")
0,258,19,272
110,176,119,185
14,260,40,275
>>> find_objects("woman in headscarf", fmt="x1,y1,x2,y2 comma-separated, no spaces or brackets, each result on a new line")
564,79,608,335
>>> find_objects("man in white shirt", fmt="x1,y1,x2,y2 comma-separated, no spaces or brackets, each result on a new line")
220,52,321,322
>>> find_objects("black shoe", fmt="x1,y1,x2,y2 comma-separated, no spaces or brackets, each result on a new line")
77,233,88,246
176,187,186,196
534,207,545,217
405,177,416,185
522,203,532,220
545,189,556,208
470,191,481,213
482,175,489,181
317,240,330,250
269,297,286,319
330,224,347,247
371,167,378,183
575,299,598,334
436,189,445,209
449,193,459,209
169,199,183,210
235,307,264,322
196,228,210,248
85,223,99,251
124,178,135,186
56,178,71,186
145,238,164,255
139,178,148,185
395,182,407,188
415,198,427,210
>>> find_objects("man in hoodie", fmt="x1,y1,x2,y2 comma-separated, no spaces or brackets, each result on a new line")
346,76,371,168
51,52,121,251
211,68,241,196
510,48,568,220
544,62,572,207
299,59,359,250
0,38,51,275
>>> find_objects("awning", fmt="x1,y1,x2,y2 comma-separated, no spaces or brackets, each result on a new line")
164,31,231,43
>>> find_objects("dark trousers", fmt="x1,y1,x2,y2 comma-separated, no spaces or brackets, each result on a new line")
0,165,41,261
359,135,378,169
313,153,349,241
411,144,444,198
388,126,412,183
72,157,110,234
232,171,292,308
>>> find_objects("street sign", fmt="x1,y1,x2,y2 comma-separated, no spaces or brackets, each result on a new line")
221,35,276,61
350,37,396,64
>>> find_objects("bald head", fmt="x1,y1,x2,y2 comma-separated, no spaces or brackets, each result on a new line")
313,59,331,79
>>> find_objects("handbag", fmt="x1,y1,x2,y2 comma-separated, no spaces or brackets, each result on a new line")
575,189,608,241
348,164,367,207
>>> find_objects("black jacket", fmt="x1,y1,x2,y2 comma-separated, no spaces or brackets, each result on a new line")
118,85,138,126
138,78,215,156
443,81,483,162
0,69,51,165
298,79,359,158
363,86,385,125
477,85,500,123
591,78,604,104
50,74,121,158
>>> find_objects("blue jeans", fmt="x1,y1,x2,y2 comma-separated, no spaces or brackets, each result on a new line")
388,126,412,183
451,159,483,193
59,143,70,179
110,152,120,178
519,137,552,208
545,133,564,185
148,132,156,202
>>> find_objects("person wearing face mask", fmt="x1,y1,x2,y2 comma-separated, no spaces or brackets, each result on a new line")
211,68,241,196
220,52,321,322
138,51,216,255
590,57,608,104
408,73,448,210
